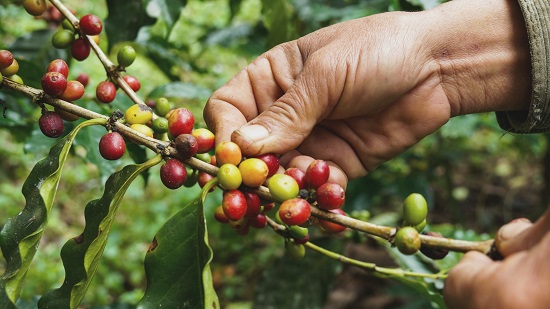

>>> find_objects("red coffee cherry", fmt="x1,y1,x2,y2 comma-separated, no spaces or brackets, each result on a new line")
248,214,267,229
167,107,195,138
99,132,126,160
46,59,69,78
284,168,306,190
191,128,215,154
59,80,85,101
76,73,89,87
173,133,198,160
71,38,91,61
256,153,279,178
318,208,347,234
160,158,187,189
79,14,103,36
316,182,345,210
222,190,247,221
96,81,117,103
39,111,64,138
122,75,141,92
214,205,229,223
278,198,311,226
41,72,67,97
305,159,330,189
0,50,14,70
244,192,261,219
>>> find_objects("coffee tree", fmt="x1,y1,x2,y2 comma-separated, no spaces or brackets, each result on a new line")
1,0,533,308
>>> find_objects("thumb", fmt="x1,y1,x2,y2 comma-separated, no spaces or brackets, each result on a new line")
496,206,550,257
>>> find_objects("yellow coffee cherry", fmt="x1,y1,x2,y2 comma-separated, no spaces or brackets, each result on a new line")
125,104,153,125
130,123,153,138
239,158,268,187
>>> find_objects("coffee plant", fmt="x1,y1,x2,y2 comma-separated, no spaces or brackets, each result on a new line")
0,0,548,308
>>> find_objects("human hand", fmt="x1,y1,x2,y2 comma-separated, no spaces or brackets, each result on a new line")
443,208,550,309
204,0,530,183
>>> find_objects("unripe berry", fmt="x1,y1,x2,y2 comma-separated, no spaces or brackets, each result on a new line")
99,132,126,160
122,75,141,92
267,174,299,203
394,226,421,255
222,190,247,221
217,163,242,190
117,45,136,67
59,80,85,101
1,59,19,77
239,158,269,187
174,133,199,160
39,111,64,138
155,97,171,117
288,225,309,239
152,117,169,134
278,198,311,226
0,50,14,70
71,38,91,61
284,168,306,190
52,30,74,49
96,81,117,103
23,0,47,16
403,193,428,226
160,158,187,189
183,168,199,188
316,182,345,210
215,141,242,166
79,14,103,36
256,153,279,178
41,72,67,97
167,107,195,138
130,124,153,138
285,240,306,259
305,159,330,189
125,104,153,125
318,208,347,234
214,205,229,223
191,128,215,154
8,74,23,84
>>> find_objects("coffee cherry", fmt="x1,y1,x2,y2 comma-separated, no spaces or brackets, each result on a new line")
403,193,428,226
286,240,306,259
243,192,261,219
191,128,215,154
195,152,211,163
55,105,79,122
239,158,269,187
305,160,330,189
167,107,195,138
125,104,153,125
278,198,311,226
23,0,47,16
41,72,67,97
47,59,69,78
130,124,154,138
117,45,136,67
90,35,100,45
248,214,267,229
174,133,199,159
8,74,23,84
96,81,117,103
197,171,215,191
76,73,89,87
318,208,347,234
99,132,126,160
267,174,299,203
231,219,250,235
263,202,275,213
59,80,85,101
1,59,19,77
0,50,14,70
214,205,229,223
420,231,449,260
316,182,345,210
288,225,309,239
284,168,306,190
222,189,247,221
79,14,103,36
160,158,187,189
414,219,427,233
155,97,171,117
256,154,279,178
62,19,75,32
52,29,74,49
39,111,64,138
152,117,169,134
394,226,421,255
183,168,199,188
71,38,91,61
215,141,242,166
293,234,310,245
217,163,242,190
122,75,141,92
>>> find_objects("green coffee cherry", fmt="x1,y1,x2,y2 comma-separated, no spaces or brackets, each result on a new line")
288,225,309,239
403,193,428,226
52,29,74,49
268,174,299,203
285,241,306,259
217,163,242,190
155,97,171,117
117,45,136,67
152,117,168,133
62,19,75,32
394,226,421,255
414,219,426,232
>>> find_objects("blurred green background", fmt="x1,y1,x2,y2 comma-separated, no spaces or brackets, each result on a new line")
1,0,548,308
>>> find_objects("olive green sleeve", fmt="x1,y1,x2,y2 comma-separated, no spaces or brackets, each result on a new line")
496,0,550,133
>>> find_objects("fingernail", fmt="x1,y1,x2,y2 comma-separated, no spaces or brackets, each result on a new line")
236,124,269,142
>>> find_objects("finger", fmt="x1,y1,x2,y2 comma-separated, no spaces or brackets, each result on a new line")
496,206,550,256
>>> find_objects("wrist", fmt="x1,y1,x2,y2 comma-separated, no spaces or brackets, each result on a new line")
424,0,531,116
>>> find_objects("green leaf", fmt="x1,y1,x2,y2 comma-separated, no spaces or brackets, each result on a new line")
0,118,106,308
145,0,188,34
38,155,162,309
261,0,297,47
137,179,219,309
105,0,155,48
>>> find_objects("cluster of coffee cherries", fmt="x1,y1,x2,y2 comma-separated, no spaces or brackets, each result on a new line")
95,45,139,104
50,14,102,62
0,50,23,85
393,193,448,259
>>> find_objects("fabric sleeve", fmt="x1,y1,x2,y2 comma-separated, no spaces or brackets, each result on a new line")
496,0,550,133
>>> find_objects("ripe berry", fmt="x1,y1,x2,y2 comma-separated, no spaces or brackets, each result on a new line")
403,193,428,226
99,132,126,160
239,158,269,187
318,208,347,234
248,214,267,229
76,73,89,87
59,80,85,101
130,124,153,138
256,154,279,178
394,226,421,255
267,174,299,203
0,50,14,70
160,158,187,189
420,231,449,260
278,198,311,226
122,75,141,92
173,133,199,159
262,202,275,213
215,141,242,166
96,81,117,103
197,171,215,191
117,45,136,67
52,29,74,49
305,160,330,189
244,192,261,218
125,104,153,125
214,205,229,223
23,0,47,16
39,111,64,138
217,163,242,190
1,59,19,77
155,97,171,117
191,128,215,154
71,38,91,61
79,14,103,36
167,107,195,138
293,234,310,245
47,59,69,78
316,182,345,210
222,190,247,221
41,72,67,97
284,168,306,190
